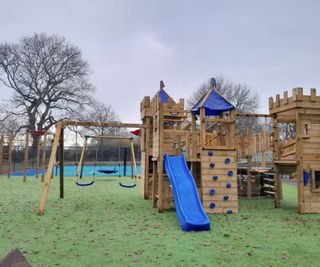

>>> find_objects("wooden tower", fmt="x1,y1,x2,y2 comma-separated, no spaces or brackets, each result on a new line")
191,79,238,214
269,88,320,213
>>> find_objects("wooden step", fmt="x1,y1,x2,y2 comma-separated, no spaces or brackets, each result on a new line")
264,191,275,195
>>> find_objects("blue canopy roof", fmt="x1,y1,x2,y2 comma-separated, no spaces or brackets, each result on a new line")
192,89,235,116
159,89,170,103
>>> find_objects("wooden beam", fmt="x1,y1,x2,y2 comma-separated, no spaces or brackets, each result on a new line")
61,120,141,128
205,118,235,123
236,113,272,118
38,122,63,215
84,135,133,140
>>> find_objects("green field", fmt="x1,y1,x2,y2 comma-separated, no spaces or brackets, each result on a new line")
1,177,319,267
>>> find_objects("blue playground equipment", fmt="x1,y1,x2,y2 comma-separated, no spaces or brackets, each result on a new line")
164,154,211,232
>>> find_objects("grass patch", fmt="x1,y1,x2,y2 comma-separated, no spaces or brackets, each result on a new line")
0,177,319,266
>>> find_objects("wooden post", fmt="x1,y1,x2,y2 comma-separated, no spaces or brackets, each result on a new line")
7,136,13,178
41,131,47,182
246,127,252,199
35,135,41,179
229,110,236,148
296,111,304,213
191,114,197,159
190,114,197,177
272,117,281,208
130,140,138,178
152,160,157,208
23,131,29,183
0,136,3,171
158,104,164,212
200,107,206,149
144,117,151,199
38,122,63,215
59,127,64,199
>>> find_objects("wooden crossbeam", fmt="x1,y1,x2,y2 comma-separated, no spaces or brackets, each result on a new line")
237,113,272,118
84,135,133,140
61,120,141,128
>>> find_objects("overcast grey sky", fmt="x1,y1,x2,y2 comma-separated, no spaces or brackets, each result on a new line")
1,0,320,123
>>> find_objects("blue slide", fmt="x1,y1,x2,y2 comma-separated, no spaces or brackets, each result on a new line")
164,154,211,231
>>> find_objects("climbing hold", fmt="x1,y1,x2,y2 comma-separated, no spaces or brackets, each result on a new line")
227,210,233,214
209,203,216,209
225,158,231,164
210,162,215,168
226,182,232,188
208,151,213,156
303,171,310,186
210,189,216,196
223,195,229,201
227,170,233,177
212,175,219,181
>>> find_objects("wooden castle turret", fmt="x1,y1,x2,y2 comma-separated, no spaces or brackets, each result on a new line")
269,87,320,213
191,78,238,214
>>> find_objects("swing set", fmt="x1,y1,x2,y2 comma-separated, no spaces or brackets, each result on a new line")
38,120,142,215
75,135,138,188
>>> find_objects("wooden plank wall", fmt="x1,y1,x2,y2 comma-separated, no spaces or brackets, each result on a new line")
201,149,238,214
301,122,320,213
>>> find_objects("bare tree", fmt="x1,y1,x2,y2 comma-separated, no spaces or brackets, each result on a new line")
80,101,123,137
0,33,94,134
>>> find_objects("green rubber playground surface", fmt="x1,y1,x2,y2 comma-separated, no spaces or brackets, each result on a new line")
0,177,319,267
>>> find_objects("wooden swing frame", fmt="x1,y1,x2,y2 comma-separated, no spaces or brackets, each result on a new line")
38,120,142,215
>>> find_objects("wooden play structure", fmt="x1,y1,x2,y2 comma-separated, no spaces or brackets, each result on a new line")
237,126,274,198
140,79,238,214
140,81,320,215
34,80,320,217
269,88,320,213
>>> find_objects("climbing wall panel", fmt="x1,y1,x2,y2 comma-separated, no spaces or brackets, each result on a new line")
201,149,238,214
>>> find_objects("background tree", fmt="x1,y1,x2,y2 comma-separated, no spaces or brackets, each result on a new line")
0,32,94,134
0,103,22,136
69,101,129,162
80,101,123,138
188,76,261,135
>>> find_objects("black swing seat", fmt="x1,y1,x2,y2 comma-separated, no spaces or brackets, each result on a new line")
98,169,118,174
119,182,136,188
76,181,95,187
